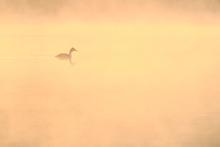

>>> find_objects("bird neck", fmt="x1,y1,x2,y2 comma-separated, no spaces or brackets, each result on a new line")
69,51,73,56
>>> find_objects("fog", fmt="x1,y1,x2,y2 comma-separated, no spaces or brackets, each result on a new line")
1,0,220,22
0,1,220,147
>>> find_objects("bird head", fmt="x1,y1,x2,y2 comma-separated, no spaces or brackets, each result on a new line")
69,48,77,55
70,47,77,52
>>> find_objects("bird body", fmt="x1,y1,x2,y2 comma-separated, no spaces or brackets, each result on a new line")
55,53,70,60
55,47,77,64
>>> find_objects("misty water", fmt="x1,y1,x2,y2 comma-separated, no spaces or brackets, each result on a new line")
0,22,220,147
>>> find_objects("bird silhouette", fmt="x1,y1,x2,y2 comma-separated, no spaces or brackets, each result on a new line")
55,47,77,64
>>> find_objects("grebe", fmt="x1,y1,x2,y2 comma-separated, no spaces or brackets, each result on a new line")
55,47,77,64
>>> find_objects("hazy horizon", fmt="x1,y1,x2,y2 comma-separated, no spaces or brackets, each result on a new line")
1,0,220,23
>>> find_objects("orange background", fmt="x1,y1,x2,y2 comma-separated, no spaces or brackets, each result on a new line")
0,1,220,146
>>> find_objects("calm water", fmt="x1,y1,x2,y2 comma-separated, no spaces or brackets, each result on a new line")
0,22,220,147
